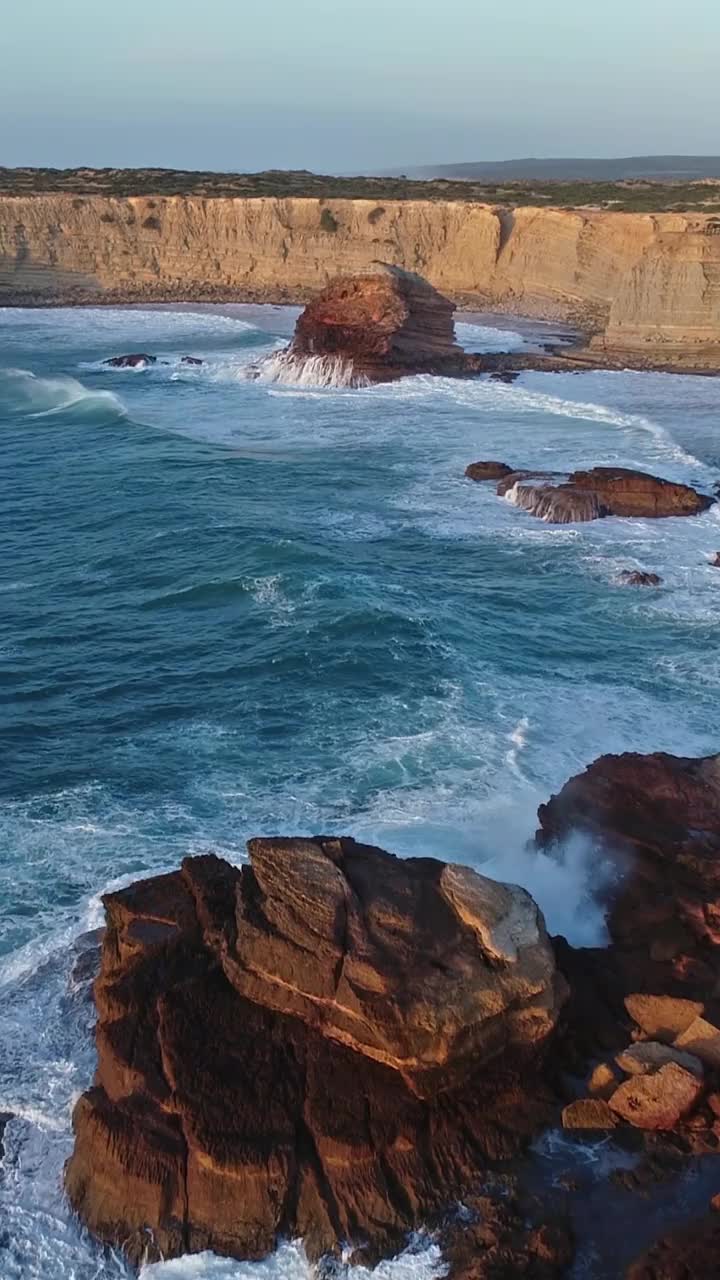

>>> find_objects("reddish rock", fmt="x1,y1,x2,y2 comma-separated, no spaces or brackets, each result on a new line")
588,1061,620,1098
499,468,712,524
537,752,720,998
626,1213,720,1278
625,995,704,1042
465,460,515,482
65,838,566,1267
104,352,156,368
284,264,462,381
675,1016,720,1069
561,1098,617,1129
609,1062,703,1129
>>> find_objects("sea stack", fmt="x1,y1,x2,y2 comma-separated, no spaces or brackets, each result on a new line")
65,836,565,1266
272,263,465,383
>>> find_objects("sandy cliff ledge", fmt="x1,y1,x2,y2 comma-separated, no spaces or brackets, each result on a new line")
1,194,719,361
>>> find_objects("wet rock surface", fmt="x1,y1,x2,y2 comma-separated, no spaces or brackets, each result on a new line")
65,837,566,1266
498,467,712,523
619,570,663,586
465,460,514,481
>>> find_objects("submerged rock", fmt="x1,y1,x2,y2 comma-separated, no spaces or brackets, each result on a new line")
498,467,712,524
626,1213,720,1279
65,837,566,1266
103,352,156,368
0,1112,12,1162
619,570,663,586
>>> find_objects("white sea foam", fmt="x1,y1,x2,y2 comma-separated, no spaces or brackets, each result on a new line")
141,1240,446,1280
254,351,370,389
455,320,526,352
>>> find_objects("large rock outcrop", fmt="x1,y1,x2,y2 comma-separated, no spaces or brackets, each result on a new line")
538,752,720,998
65,837,565,1266
498,467,713,523
2,194,719,367
265,264,477,382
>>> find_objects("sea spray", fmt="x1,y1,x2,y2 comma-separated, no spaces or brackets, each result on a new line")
252,351,370,389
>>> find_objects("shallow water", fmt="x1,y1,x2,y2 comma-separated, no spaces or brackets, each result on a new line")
1,304,719,1277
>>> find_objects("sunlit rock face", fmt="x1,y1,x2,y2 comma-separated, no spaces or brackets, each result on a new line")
65,836,565,1267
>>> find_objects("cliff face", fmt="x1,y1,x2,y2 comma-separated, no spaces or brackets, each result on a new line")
1,194,719,356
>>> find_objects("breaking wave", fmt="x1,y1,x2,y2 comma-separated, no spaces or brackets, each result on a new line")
0,368,127,423
253,351,370,389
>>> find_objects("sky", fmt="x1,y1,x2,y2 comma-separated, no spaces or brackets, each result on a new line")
3,0,720,173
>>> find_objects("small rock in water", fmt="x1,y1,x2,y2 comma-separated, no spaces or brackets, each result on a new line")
710,551,720,567
465,460,514,481
618,570,662,586
587,1061,621,1099
562,1098,618,1130
180,355,203,365
104,353,157,368
609,1061,703,1129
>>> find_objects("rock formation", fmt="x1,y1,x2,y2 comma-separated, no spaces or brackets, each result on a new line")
65,836,566,1266
619,570,662,586
2,193,720,369
265,264,476,382
537,751,720,997
104,353,156,368
498,467,713,523
465,460,515,481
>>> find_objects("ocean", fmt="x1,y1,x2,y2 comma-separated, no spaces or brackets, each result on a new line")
1,303,719,1278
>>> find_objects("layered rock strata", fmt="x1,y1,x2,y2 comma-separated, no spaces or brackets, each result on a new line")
65,836,565,1266
2,195,720,367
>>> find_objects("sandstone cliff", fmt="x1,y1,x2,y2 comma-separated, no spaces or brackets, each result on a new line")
1,194,720,359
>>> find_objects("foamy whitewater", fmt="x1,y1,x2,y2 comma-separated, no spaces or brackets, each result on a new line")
1,304,720,1279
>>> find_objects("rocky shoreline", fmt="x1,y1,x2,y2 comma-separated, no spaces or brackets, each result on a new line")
65,750,720,1277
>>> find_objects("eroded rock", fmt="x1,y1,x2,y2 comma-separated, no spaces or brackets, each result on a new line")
609,1062,703,1129
499,467,712,524
65,837,566,1266
465,460,514,482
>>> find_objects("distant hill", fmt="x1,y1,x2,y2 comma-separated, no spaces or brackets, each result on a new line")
403,156,720,182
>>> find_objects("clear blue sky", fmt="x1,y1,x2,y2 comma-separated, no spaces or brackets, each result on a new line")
3,0,719,173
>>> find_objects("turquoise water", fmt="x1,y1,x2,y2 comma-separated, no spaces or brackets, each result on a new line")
1,304,719,1277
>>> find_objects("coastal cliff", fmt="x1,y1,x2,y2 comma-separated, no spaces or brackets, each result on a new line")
2,194,720,360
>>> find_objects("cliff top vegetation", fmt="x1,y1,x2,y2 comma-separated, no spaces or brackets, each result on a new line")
2,167,720,212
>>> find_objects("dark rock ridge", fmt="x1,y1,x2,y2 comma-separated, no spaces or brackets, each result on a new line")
103,353,203,367
619,570,662,586
495,466,712,522
538,751,720,1004
65,836,566,1266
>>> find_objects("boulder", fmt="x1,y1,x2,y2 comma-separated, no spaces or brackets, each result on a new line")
498,468,712,524
465,460,515,482
615,1042,703,1078
587,1061,621,1098
561,1099,617,1129
625,994,704,1043
103,353,156,368
674,1016,720,1070
619,570,662,586
65,837,566,1266
609,1062,703,1129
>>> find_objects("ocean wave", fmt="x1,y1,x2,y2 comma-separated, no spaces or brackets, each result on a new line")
254,351,370,389
455,320,526,352
141,1239,446,1280
0,367,127,423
